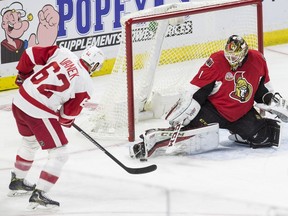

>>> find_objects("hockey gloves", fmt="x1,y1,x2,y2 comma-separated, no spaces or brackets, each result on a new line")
15,70,34,86
165,92,201,127
59,117,75,128
58,109,75,128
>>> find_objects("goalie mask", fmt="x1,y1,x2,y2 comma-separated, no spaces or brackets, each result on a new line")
224,35,248,71
80,45,105,75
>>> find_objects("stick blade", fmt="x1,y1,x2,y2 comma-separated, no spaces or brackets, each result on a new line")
126,164,157,174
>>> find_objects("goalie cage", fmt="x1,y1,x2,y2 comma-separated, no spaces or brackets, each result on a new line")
83,0,263,141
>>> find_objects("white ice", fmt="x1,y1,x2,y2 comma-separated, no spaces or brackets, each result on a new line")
1,44,288,216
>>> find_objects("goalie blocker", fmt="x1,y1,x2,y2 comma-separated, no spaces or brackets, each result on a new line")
130,123,219,159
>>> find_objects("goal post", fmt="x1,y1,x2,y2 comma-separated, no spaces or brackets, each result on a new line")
86,0,263,141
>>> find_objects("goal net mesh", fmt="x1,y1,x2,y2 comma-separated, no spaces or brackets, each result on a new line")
83,0,261,140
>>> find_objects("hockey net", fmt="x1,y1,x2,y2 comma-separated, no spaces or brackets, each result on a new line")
84,0,263,141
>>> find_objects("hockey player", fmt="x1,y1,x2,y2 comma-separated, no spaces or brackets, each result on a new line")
130,35,288,159
8,45,105,209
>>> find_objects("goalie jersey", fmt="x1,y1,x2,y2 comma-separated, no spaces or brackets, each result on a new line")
13,46,94,119
191,49,273,122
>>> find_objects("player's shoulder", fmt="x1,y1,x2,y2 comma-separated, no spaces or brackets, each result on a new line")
204,50,226,68
58,46,71,53
248,49,266,61
57,46,74,56
211,50,224,56
30,45,59,54
209,50,226,62
54,46,80,64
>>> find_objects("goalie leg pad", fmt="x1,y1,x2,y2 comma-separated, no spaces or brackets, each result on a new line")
130,123,219,158
165,123,219,156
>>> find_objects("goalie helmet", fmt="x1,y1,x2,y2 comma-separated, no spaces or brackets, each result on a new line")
80,45,105,74
224,35,248,71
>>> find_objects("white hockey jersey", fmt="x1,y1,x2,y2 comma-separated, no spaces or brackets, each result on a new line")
13,46,94,121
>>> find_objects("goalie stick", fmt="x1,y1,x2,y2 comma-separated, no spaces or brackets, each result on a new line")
72,123,157,174
166,122,183,154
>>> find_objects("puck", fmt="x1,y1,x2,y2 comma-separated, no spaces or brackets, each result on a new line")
140,158,147,162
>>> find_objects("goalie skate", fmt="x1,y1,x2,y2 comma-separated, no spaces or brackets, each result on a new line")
7,172,36,197
129,140,147,159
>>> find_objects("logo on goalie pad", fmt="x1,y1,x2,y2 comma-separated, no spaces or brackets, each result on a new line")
160,132,185,137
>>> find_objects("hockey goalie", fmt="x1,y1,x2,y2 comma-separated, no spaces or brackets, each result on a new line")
130,35,288,159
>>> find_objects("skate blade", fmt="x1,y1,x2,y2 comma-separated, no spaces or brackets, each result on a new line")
27,202,39,210
27,202,59,210
7,190,32,197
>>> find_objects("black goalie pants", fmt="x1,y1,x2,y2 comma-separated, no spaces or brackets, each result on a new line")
186,100,280,146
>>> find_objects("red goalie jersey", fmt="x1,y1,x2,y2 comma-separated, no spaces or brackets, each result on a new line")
13,45,94,122
191,49,273,122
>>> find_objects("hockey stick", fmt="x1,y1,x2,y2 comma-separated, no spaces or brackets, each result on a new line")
0,103,12,111
82,102,98,110
0,102,98,112
72,123,157,174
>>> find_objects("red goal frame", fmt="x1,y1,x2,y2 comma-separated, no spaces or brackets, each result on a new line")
124,0,263,141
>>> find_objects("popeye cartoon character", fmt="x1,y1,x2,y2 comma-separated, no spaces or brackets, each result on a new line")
1,2,59,64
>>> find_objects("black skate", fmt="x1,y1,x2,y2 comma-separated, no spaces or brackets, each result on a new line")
129,141,147,159
8,172,36,197
28,189,60,209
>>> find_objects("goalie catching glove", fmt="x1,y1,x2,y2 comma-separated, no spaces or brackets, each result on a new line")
165,91,201,127
256,92,288,123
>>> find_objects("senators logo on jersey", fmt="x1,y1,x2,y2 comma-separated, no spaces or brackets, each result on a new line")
229,71,253,103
